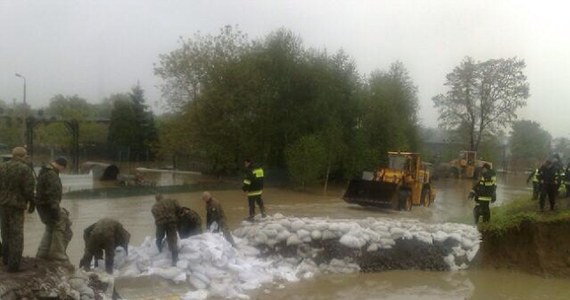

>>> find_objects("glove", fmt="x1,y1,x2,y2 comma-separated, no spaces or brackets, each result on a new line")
27,202,35,214
468,190,476,201
209,221,219,232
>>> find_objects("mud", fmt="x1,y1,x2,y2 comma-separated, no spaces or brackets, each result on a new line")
0,258,111,300
479,219,570,277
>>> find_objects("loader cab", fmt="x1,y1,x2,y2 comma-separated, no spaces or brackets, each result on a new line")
460,151,477,167
388,154,409,170
388,152,420,179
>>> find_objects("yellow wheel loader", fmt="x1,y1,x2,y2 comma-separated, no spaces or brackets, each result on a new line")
449,150,493,179
343,152,435,211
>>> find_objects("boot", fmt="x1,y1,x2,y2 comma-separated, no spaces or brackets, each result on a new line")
171,250,179,266
36,228,53,259
48,229,69,262
156,239,163,252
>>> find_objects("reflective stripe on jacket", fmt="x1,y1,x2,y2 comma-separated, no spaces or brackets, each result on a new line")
527,169,538,184
242,167,264,196
475,169,496,202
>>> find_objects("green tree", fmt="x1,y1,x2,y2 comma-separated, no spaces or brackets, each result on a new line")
154,25,251,111
509,120,551,169
107,85,158,161
130,84,158,160
433,57,529,151
355,62,420,169
35,95,108,153
0,99,24,147
285,135,327,188
307,49,359,190
154,26,421,187
107,94,137,160
45,94,91,119
155,26,361,176
155,113,189,158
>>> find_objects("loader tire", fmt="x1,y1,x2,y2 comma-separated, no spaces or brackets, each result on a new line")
421,187,431,207
404,196,412,211
398,188,412,211
450,167,460,178
399,195,412,211
473,167,482,179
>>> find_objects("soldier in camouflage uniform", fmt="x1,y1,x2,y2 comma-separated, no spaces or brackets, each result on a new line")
202,191,235,246
152,194,181,266
79,218,130,274
0,147,36,272
35,157,69,262
177,206,202,239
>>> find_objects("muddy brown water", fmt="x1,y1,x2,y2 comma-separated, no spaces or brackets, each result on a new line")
20,172,570,299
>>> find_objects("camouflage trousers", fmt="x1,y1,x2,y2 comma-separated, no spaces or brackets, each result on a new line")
79,238,113,274
156,222,178,265
36,204,70,261
0,206,25,272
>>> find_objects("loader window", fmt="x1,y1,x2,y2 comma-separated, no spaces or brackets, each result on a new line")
389,156,409,171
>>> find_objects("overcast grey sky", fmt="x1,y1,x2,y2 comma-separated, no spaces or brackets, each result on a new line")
1,0,569,137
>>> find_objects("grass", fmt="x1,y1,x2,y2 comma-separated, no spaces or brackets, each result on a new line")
478,195,570,233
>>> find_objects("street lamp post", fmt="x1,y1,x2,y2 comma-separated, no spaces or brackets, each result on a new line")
14,73,26,106
15,73,29,153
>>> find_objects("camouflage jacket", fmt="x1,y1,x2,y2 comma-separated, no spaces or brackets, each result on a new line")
0,158,35,209
179,207,202,227
83,218,130,252
152,198,182,225
206,197,228,231
35,163,62,206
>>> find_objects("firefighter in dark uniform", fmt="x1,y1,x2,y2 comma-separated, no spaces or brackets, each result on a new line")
472,163,496,223
177,206,202,239
0,147,36,272
202,191,235,246
151,194,181,266
538,160,559,211
526,167,540,200
564,162,570,198
79,218,130,274
242,159,266,221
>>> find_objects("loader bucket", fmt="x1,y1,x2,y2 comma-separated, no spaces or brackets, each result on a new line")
343,179,399,207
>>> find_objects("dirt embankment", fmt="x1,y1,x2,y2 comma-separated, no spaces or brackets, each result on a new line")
0,257,111,300
479,220,570,277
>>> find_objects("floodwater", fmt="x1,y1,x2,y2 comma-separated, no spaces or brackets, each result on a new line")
21,172,570,299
